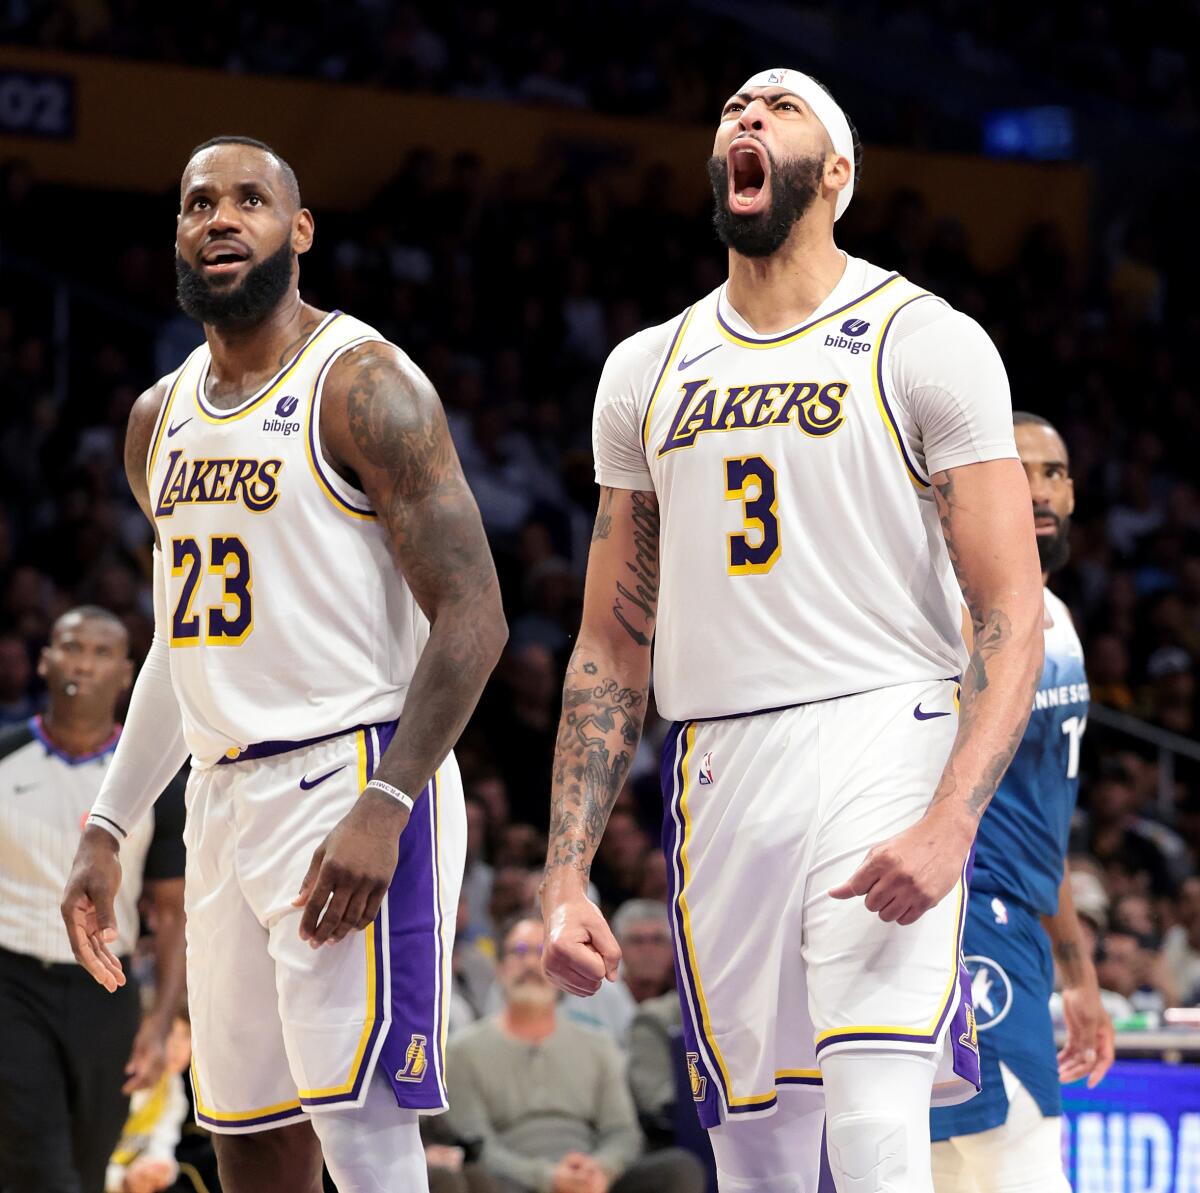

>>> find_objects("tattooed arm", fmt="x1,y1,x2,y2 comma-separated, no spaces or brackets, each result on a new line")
541,486,659,996
1043,864,1114,1087
832,458,1043,924
294,342,507,945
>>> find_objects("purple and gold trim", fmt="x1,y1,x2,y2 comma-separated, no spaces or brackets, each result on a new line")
641,307,695,448
190,1059,305,1132
194,311,343,423
714,273,901,349
299,728,388,1110
813,852,972,1057
305,338,378,520
145,362,190,489
661,722,821,1128
870,293,938,490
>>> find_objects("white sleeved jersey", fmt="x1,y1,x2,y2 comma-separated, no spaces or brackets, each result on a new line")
593,255,1017,721
147,312,428,765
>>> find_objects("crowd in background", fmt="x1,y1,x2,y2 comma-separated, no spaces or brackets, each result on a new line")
1,6,1200,1187
4,1,1198,135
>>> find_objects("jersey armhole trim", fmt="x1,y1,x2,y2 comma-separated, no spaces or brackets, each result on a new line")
145,365,190,490
641,306,695,448
872,292,939,490
306,336,381,521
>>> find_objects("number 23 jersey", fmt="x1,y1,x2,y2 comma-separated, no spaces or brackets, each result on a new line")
594,255,1018,722
147,312,428,766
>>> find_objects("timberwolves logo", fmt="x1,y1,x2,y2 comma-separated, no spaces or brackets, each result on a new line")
965,955,1013,1031
686,1052,707,1102
394,1034,428,1082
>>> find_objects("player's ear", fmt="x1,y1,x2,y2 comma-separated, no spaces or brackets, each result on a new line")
1066,475,1075,517
36,647,49,681
119,657,134,695
825,151,851,200
292,208,315,256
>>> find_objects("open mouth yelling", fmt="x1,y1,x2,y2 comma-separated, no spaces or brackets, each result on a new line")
729,139,770,215
199,241,252,278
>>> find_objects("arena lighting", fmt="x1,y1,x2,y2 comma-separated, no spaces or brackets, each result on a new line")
983,105,1076,160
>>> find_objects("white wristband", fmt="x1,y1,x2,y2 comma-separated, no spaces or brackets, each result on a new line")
365,779,414,811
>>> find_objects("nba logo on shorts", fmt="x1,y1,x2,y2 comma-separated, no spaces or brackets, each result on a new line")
697,751,715,786
991,896,1008,925
394,1034,428,1082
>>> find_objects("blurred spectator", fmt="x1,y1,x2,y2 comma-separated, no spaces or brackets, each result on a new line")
443,916,705,1193
1073,761,1178,898
105,1016,191,1193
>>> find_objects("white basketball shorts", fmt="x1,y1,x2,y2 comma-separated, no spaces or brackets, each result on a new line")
659,678,981,1129
183,722,465,1134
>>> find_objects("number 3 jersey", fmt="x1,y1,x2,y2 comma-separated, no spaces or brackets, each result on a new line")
593,254,1017,722
147,312,428,767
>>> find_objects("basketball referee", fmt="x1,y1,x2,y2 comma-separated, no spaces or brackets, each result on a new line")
0,606,186,1193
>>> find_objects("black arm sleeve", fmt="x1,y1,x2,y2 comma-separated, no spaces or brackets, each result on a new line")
142,764,188,881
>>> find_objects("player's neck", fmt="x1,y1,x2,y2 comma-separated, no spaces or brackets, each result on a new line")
725,226,846,334
500,1003,558,1043
39,706,117,758
203,290,316,390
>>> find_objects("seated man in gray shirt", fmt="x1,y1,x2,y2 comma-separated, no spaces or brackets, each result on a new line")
444,915,704,1193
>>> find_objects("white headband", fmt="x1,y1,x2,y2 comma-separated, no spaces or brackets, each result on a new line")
737,68,855,221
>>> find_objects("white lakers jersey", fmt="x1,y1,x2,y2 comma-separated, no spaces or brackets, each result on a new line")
593,255,1017,721
146,312,426,766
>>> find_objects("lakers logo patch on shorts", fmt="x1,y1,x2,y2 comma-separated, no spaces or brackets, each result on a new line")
687,1052,708,1102
394,1034,428,1082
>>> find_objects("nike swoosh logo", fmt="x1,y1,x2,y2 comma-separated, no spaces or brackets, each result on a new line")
913,704,951,721
677,345,721,371
167,417,192,437
299,765,347,790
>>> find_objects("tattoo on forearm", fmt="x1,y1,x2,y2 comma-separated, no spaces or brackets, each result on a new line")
1056,938,1081,964
613,492,659,647
546,658,647,879
340,343,504,793
930,470,1040,824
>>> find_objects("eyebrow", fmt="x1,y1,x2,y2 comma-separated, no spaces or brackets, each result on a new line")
183,177,276,200
725,91,808,108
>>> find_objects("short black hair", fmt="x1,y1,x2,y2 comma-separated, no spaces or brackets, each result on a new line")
53,605,127,640
1013,410,1058,433
187,135,302,207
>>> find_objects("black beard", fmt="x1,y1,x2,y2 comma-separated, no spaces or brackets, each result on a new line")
1037,514,1072,574
708,149,824,258
175,239,295,328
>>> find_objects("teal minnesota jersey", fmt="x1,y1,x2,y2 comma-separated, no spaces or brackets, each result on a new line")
971,587,1088,916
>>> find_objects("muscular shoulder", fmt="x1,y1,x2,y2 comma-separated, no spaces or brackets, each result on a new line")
323,341,443,461
888,298,997,369
124,378,173,508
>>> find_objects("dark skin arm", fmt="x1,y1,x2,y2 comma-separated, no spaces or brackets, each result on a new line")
295,342,507,945
541,486,658,995
832,458,1044,923
61,384,169,992
122,876,187,1092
